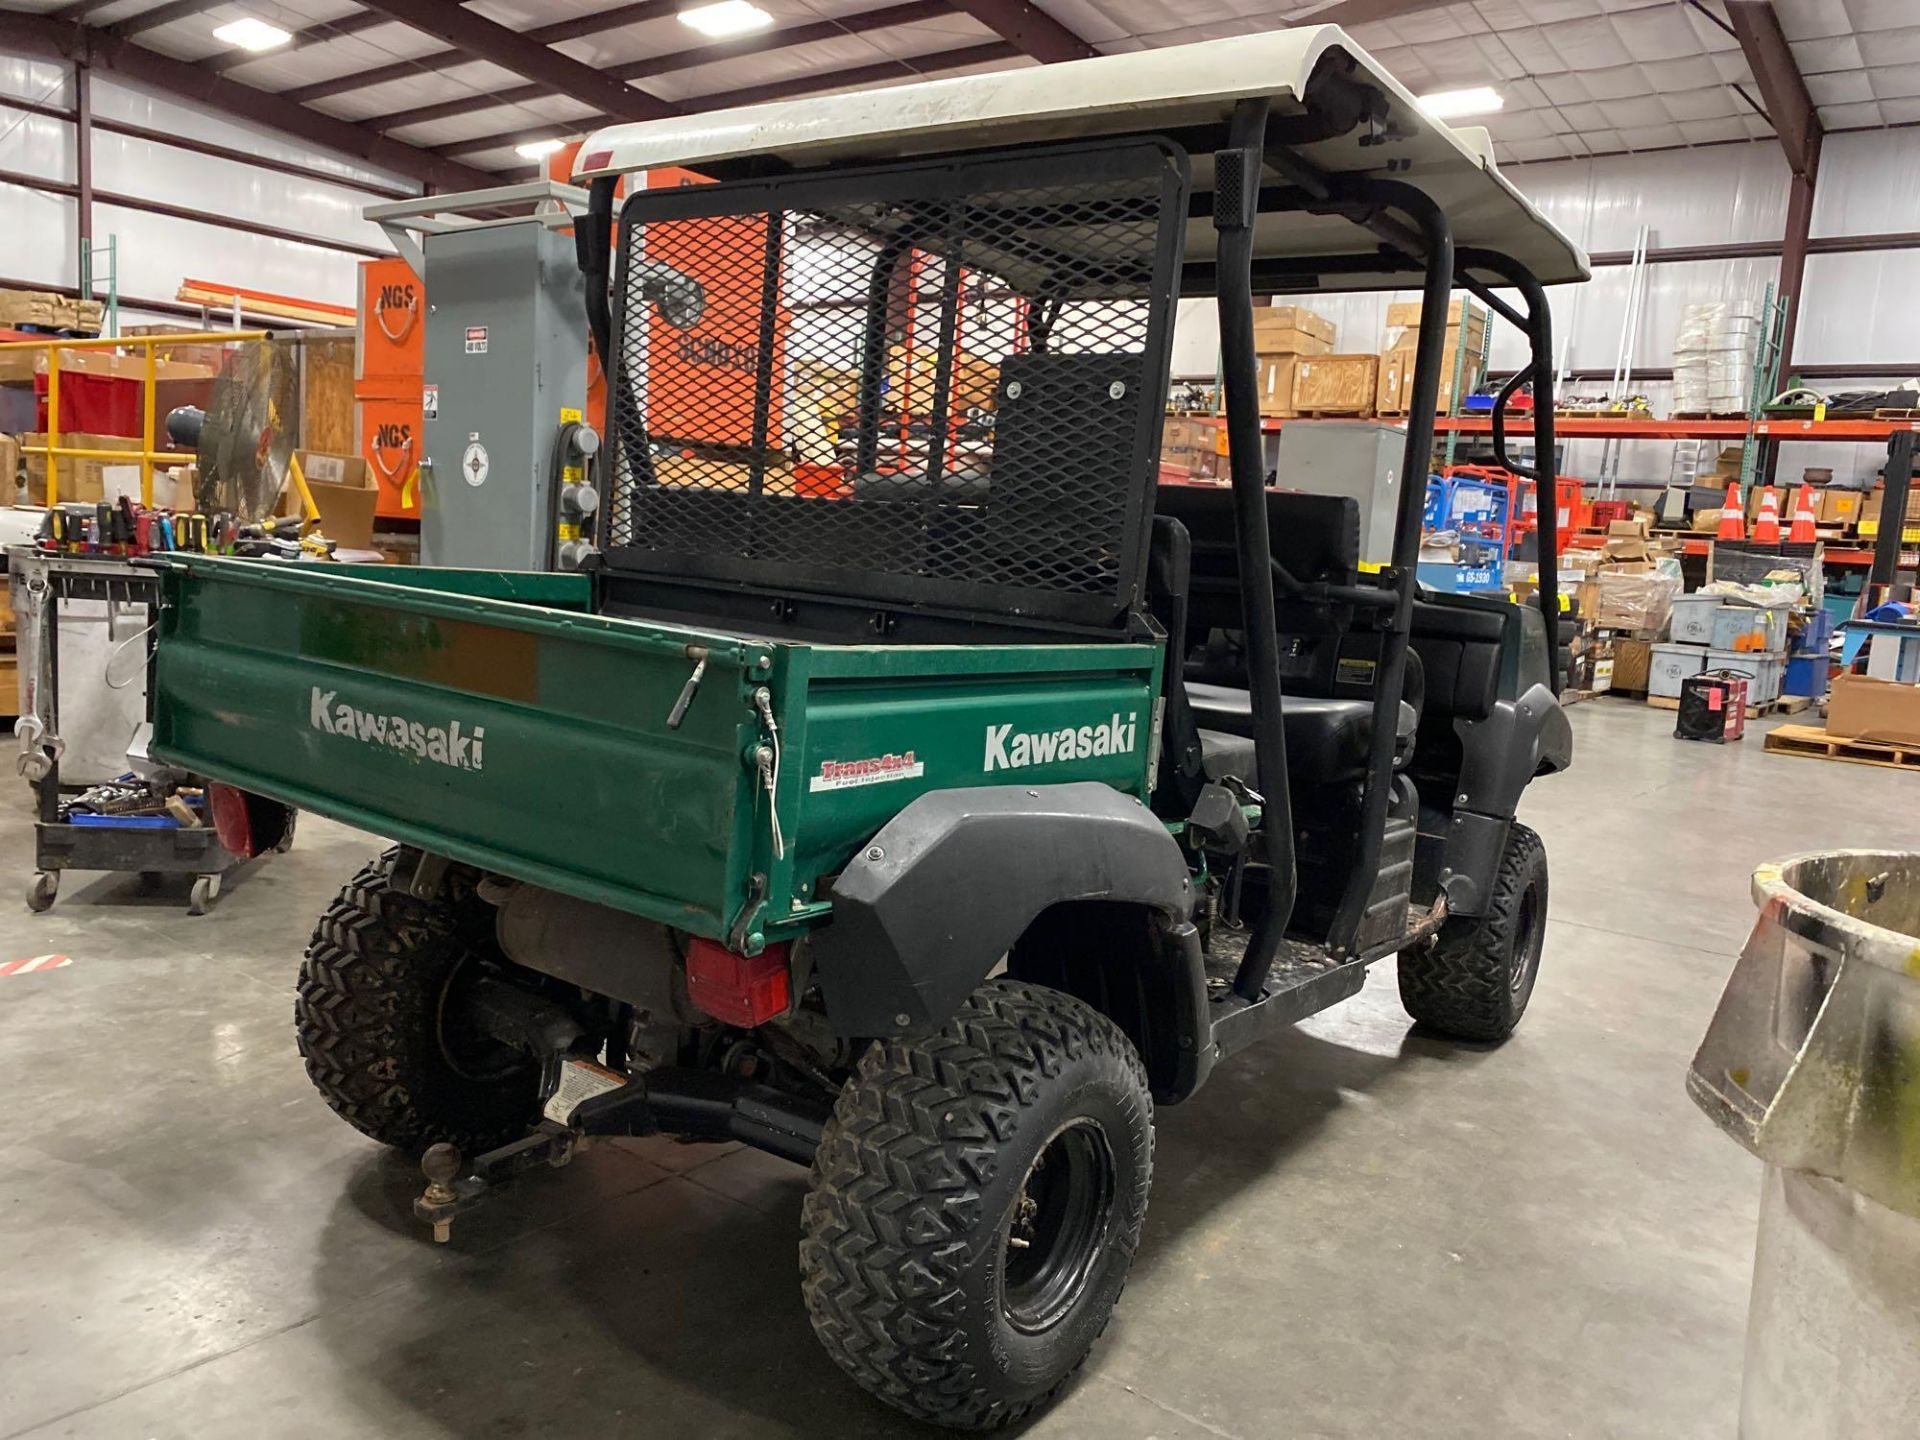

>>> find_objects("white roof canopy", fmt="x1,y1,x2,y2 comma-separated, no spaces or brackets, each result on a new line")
577,26,1589,293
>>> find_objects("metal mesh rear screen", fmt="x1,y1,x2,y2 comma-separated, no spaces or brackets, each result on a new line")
604,140,1188,626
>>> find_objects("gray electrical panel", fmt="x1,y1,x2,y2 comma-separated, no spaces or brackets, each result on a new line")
418,223,587,570
1273,419,1409,567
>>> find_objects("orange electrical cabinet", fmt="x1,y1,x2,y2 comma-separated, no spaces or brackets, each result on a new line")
358,257,424,385
358,393,423,519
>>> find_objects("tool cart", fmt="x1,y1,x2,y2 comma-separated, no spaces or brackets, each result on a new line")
12,547,289,913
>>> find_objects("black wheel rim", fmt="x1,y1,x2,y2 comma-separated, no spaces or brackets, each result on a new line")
1509,884,1544,995
1000,1118,1117,1334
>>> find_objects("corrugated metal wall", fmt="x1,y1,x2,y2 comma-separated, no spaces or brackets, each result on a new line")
0,56,413,330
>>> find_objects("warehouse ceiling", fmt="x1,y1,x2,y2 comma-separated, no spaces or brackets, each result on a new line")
5,0,1914,181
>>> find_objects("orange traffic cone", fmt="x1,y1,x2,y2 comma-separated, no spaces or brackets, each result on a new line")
1751,485,1783,544
1788,485,1818,543
1716,481,1746,540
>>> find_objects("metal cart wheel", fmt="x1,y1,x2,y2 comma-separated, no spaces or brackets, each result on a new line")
26,871,59,913
188,873,222,916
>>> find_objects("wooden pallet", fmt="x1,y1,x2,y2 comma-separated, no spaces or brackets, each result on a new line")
1765,723,1920,771
1872,408,1920,420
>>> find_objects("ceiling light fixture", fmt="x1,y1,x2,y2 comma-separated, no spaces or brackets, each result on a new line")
212,17,291,52
1417,86,1505,120
677,1,774,39
516,138,567,160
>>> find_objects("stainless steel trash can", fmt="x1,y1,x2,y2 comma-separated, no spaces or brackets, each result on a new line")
1690,851,1920,1438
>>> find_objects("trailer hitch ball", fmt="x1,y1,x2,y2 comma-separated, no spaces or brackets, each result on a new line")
420,1143,463,1243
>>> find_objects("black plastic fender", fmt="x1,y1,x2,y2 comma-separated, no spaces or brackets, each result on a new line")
811,782,1194,1037
1442,683,1570,915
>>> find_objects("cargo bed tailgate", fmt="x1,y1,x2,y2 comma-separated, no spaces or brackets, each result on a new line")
149,556,762,934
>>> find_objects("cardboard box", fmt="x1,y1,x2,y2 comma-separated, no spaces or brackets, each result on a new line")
1291,354,1378,416
1257,353,1302,417
1384,297,1489,357
296,450,370,488
1569,629,1614,694
1161,415,1214,454
309,479,378,550
1825,673,1920,747
0,433,18,493
1819,489,1863,527
1857,487,1920,544
290,448,377,550
1375,352,1408,414
0,288,60,327
23,431,144,504
1590,571,1678,631
1387,297,1484,330
1374,350,1469,414
1254,306,1336,352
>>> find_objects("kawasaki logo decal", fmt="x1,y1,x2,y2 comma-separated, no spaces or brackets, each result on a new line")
309,687,485,770
984,712,1136,773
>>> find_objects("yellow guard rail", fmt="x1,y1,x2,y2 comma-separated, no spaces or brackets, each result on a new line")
0,330,268,507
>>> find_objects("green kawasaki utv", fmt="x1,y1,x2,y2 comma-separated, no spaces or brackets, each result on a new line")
145,25,1584,1430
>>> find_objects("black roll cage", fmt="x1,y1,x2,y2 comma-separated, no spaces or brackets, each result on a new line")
575,108,1567,997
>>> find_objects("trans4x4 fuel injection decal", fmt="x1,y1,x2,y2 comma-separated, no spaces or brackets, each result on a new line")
310,688,485,771
810,752,924,792
984,712,1136,773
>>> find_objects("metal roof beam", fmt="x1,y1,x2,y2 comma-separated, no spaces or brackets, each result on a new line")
348,0,677,120
3,10,498,190
1726,0,1820,178
946,0,1093,62
114,0,222,39
436,39,1019,160
373,0,952,135
283,0,685,104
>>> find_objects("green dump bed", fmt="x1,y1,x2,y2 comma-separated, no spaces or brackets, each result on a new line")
150,557,1161,950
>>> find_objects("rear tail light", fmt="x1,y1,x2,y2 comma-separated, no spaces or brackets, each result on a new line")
684,936,791,1027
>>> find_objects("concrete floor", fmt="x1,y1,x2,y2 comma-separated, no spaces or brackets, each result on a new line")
2,700,1913,1439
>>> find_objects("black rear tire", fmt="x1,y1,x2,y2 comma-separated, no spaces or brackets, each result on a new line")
295,849,538,1154
800,978,1152,1430
1398,821,1548,1042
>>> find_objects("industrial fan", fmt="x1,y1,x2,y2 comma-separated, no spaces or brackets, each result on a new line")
165,338,321,541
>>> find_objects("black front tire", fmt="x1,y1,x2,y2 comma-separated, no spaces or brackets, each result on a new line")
800,978,1152,1430
1399,821,1548,1042
295,849,538,1154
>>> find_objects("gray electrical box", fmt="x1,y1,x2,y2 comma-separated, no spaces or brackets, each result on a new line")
1273,419,1409,567
414,221,587,570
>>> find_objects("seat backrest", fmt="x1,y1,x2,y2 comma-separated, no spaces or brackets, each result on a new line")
1154,484,1361,603
1154,484,1365,697
1409,596,1505,721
